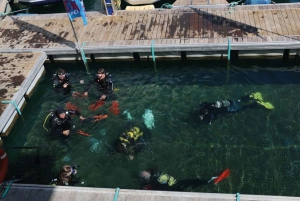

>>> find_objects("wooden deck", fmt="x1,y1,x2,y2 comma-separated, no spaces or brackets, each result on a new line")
1,184,300,201
0,52,46,136
1,4,300,56
173,0,228,6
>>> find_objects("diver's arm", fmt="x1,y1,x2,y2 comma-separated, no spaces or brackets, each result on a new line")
52,77,60,88
66,110,85,120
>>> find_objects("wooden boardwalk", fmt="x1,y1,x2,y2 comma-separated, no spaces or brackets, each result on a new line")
1,184,300,201
1,4,300,56
173,0,228,6
0,52,46,136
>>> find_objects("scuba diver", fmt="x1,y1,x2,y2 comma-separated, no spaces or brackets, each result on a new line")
83,68,114,99
52,68,73,95
50,165,80,186
199,92,274,125
139,169,212,191
115,125,149,160
46,107,85,136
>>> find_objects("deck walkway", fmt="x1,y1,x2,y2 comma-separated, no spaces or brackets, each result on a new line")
1,184,300,201
173,0,228,6
1,3,300,57
0,52,46,136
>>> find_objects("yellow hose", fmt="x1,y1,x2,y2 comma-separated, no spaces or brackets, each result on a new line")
43,112,52,132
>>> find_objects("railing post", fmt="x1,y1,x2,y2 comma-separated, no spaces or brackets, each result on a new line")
151,40,157,72
236,193,240,201
113,187,120,201
2,100,21,115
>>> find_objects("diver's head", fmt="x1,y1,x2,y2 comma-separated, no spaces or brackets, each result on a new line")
57,68,66,79
140,170,151,182
55,107,66,119
199,109,208,120
60,165,77,177
97,68,106,79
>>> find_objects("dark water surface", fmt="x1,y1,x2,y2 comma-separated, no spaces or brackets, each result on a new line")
3,57,300,196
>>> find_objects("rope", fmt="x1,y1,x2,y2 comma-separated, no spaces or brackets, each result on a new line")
226,0,242,14
160,3,173,9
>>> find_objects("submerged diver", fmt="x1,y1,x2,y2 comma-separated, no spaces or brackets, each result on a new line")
199,92,274,125
115,125,149,160
48,107,85,136
52,68,73,95
139,169,212,191
50,165,79,186
83,68,114,99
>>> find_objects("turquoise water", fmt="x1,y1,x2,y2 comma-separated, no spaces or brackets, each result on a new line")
3,57,300,196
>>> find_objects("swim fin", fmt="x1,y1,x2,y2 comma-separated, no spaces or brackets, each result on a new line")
257,101,274,110
249,92,263,101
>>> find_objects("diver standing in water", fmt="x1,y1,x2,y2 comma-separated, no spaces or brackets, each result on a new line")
52,68,73,95
199,92,274,125
48,107,85,136
83,68,114,99
50,165,79,186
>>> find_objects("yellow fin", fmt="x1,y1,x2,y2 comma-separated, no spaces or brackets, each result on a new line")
257,101,274,110
250,92,263,101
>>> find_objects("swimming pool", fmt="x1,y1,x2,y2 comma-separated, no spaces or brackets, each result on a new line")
3,58,300,196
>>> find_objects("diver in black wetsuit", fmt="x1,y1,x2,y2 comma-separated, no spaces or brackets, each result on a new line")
199,92,274,125
83,68,114,99
49,107,85,136
52,68,73,95
139,169,209,191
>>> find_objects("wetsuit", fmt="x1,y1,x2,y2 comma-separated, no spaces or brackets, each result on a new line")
52,73,72,94
49,110,81,135
85,72,114,95
199,95,258,125
141,169,208,191
50,166,78,186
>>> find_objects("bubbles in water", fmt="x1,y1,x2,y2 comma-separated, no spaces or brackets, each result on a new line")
62,156,71,162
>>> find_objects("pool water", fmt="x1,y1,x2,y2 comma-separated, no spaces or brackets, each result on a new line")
3,57,300,196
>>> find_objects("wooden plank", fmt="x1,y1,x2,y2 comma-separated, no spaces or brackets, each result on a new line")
207,10,213,38
177,11,186,38
123,15,135,40
143,13,154,39
203,8,209,38
151,13,161,39
156,13,165,39
281,9,296,36
262,7,273,37
111,16,125,41
257,10,267,36
271,9,284,36
252,10,262,37
290,8,300,34
144,13,157,39
160,13,168,39
276,9,289,37
128,13,141,40
173,12,182,39
138,12,150,39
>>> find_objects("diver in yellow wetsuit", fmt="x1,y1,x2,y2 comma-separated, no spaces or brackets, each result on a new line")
199,92,274,125
115,126,147,160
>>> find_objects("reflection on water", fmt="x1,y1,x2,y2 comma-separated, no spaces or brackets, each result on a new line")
3,58,300,195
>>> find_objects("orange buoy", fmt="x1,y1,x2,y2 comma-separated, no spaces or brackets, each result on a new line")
0,148,8,183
